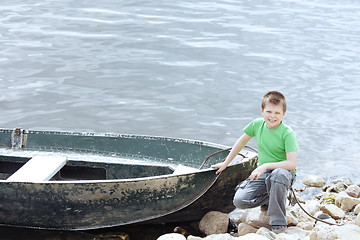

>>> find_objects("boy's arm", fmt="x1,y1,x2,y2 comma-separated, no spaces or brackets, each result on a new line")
211,133,252,174
250,151,297,181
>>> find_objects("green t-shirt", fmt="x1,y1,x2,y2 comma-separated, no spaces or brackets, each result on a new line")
243,118,299,167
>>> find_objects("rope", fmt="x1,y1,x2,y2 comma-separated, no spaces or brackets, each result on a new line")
290,186,344,226
203,147,344,227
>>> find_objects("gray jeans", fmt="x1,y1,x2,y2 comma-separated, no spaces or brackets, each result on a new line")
233,168,295,226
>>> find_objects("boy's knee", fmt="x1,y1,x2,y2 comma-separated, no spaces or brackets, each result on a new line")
268,168,293,186
233,196,251,209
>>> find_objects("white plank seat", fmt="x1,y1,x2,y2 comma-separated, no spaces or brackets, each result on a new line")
6,156,67,182
172,164,199,175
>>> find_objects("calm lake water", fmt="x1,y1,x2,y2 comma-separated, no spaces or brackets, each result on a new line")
1,0,360,239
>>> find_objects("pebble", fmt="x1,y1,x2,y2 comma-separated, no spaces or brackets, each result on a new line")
157,233,186,240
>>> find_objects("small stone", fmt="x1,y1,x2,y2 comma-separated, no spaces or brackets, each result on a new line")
356,215,360,227
285,226,307,238
302,175,326,187
320,204,346,220
307,200,322,215
335,192,360,212
241,207,270,229
237,233,269,240
275,233,298,240
314,212,331,220
289,204,316,224
346,185,360,198
355,204,360,215
260,232,277,240
311,225,338,240
329,177,353,186
237,223,257,236
255,227,269,234
187,236,202,240
157,233,186,240
315,217,337,226
199,211,229,236
323,182,348,193
321,193,337,205
297,221,314,231
334,223,360,239
202,233,234,240
286,211,299,226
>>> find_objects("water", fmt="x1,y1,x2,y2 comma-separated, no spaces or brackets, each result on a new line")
1,0,360,238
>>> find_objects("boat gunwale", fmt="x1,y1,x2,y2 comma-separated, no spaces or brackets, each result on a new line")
0,156,255,185
0,128,231,149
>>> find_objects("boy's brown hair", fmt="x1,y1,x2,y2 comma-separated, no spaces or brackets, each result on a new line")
261,91,287,113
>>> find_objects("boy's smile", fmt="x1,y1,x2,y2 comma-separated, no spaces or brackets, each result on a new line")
261,103,285,129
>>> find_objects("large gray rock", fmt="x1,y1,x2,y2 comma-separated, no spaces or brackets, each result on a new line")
345,185,360,198
302,175,326,188
237,222,257,236
334,224,360,240
335,192,360,212
309,225,338,240
320,204,345,220
199,211,229,236
289,204,316,224
241,207,270,229
322,177,352,193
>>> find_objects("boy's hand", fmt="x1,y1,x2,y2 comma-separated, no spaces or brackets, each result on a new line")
249,165,267,181
211,162,227,174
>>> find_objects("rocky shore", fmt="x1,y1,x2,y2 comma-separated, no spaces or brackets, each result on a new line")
156,176,360,240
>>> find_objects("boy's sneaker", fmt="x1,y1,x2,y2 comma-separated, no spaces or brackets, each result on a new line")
271,225,286,234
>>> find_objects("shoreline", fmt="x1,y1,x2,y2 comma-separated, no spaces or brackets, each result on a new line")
156,175,360,240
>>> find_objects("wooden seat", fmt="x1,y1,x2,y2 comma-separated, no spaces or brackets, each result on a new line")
6,156,67,182
172,164,199,175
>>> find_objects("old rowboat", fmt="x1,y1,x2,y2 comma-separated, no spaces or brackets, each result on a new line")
0,128,257,230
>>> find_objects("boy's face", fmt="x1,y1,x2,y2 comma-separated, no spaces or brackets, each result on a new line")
261,103,285,129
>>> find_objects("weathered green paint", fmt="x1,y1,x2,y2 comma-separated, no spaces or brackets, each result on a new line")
0,128,258,230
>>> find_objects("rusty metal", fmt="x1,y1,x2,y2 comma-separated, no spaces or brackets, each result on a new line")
10,128,27,149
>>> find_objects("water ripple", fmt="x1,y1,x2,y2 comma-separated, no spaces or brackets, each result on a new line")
1,0,360,184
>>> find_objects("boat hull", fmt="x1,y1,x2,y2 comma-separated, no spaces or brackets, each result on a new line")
147,156,257,224
0,128,257,230
0,171,220,230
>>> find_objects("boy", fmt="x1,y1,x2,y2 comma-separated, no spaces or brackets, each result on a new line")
211,91,298,234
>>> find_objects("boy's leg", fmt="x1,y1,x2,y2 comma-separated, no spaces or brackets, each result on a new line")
265,168,295,226
233,171,271,209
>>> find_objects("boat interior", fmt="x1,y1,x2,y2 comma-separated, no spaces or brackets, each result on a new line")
0,154,180,181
